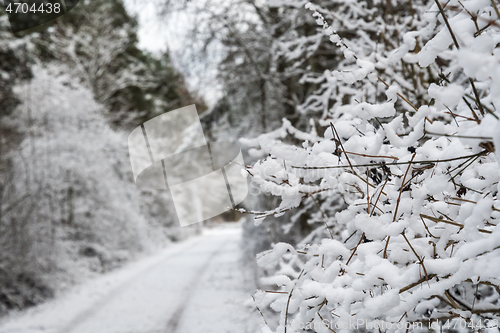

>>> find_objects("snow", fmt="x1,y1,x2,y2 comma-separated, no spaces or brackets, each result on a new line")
6,0,500,330
239,0,500,330
428,83,465,108
0,225,260,333
257,243,297,268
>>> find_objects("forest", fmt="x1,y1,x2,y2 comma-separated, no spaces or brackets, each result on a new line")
1,0,500,332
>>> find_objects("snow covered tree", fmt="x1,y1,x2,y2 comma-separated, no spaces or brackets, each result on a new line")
30,0,206,127
0,0,202,314
0,11,32,118
245,0,500,332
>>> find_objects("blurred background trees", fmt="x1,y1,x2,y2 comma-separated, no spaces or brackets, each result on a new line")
0,0,205,314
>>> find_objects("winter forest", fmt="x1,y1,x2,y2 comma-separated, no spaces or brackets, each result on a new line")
1,0,500,332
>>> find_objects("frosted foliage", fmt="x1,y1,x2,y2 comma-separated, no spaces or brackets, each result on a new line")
247,0,500,331
3,65,175,283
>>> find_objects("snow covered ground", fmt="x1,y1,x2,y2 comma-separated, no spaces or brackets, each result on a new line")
0,225,261,333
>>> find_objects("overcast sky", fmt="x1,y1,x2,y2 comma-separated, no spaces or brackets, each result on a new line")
124,0,223,107
124,0,170,54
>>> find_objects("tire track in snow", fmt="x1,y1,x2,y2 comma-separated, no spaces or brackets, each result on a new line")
164,240,229,333
59,238,205,333
0,228,255,333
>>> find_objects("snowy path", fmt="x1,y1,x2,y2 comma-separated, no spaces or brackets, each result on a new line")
0,226,260,333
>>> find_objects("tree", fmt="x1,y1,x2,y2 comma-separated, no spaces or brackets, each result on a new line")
162,0,327,139
247,0,500,331
0,11,32,119
0,0,201,314
31,0,206,127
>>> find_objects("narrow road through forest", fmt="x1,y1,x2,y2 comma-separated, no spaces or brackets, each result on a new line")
0,226,260,333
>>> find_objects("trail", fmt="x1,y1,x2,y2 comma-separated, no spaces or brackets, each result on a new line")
0,226,260,333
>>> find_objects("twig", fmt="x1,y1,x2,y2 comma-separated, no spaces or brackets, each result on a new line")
399,274,437,293
344,230,357,243
377,76,418,112
492,0,500,19
366,168,371,215
445,290,461,309
370,178,389,217
346,232,365,266
265,290,289,294
420,214,492,234
317,312,337,332
284,267,304,333
402,231,431,288
284,288,293,333
338,150,399,160
471,283,479,313
434,0,460,49
291,150,488,170
331,122,354,172
424,130,492,140
252,295,268,326
383,236,390,259
330,122,382,193
420,215,439,238
310,195,335,239
450,154,481,181
384,152,425,259
434,0,486,117
393,153,416,222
